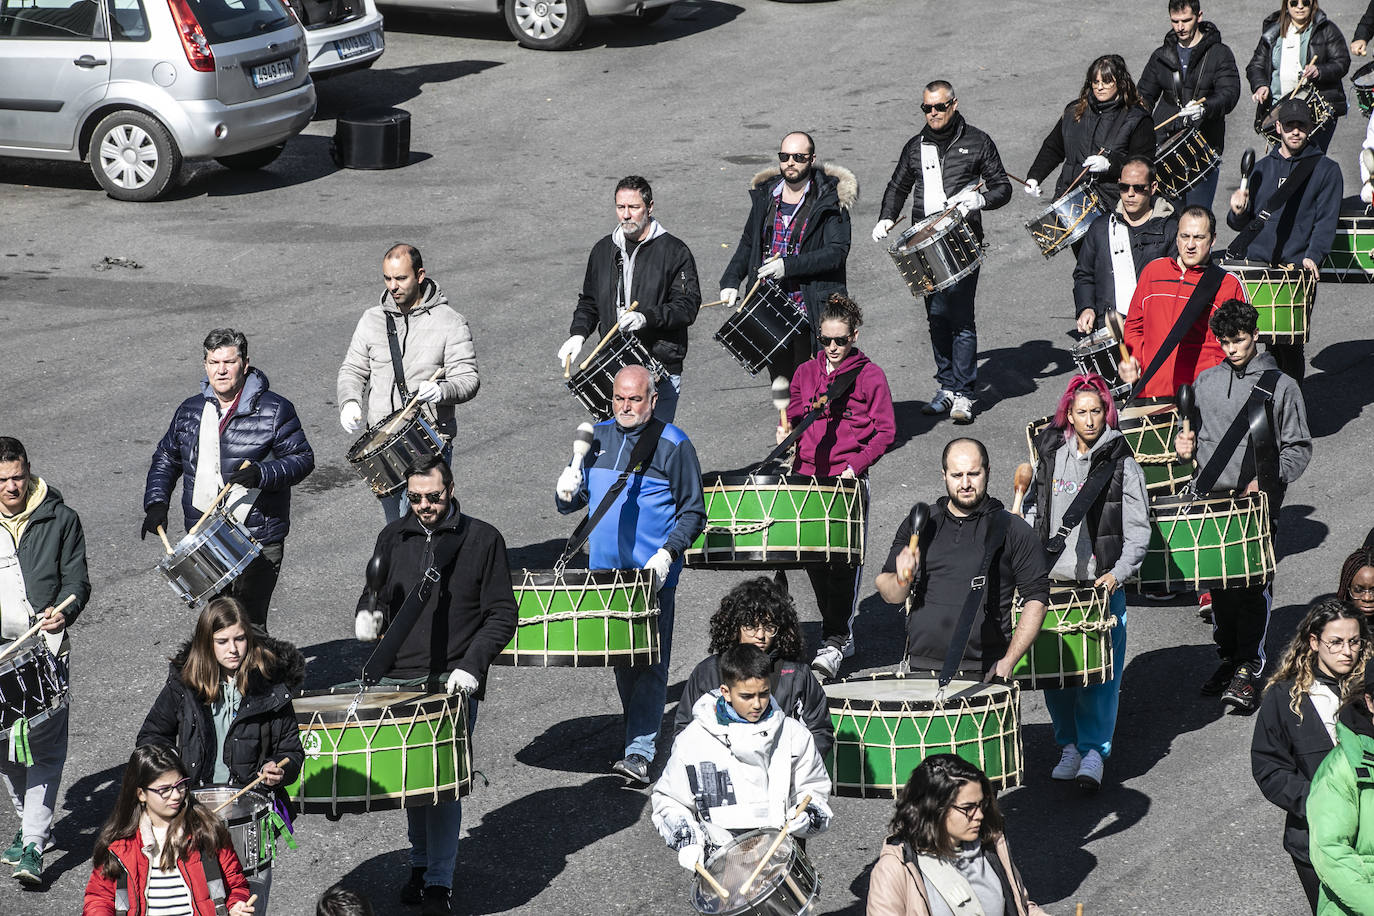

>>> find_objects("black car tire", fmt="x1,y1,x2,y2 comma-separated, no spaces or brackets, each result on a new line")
89,109,181,202
504,0,587,50
216,143,287,171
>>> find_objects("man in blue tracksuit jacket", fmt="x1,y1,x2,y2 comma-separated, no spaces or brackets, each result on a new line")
555,365,705,784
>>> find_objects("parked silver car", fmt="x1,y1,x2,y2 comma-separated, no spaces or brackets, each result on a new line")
0,0,317,200
379,0,675,51
286,0,385,76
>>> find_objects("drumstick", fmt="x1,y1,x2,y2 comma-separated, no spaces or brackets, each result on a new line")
1103,311,1130,364
563,354,572,380
1003,171,1034,188
0,596,77,665
187,460,251,537
569,422,595,472
212,758,291,815
1011,463,1033,516
698,297,729,309
1176,384,1195,437
741,793,813,895
875,213,909,240
897,502,929,586
771,377,791,432
1064,148,1106,193
381,366,446,436
1076,905,1084,916
1153,96,1207,132
735,273,768,314
247,893,259,908
578,301,639,372
156,525,173,555
694,862,730,900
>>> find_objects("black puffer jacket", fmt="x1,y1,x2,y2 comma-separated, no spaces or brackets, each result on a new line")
144,368,314,544
877,115,1013,243
1071,198,1178,320
1027,98,1155,207
1138,21,1242,152
136,637,306,801
1246,9,1351,117
673,652,834,760
1251,675,1339,863
720,163,857,343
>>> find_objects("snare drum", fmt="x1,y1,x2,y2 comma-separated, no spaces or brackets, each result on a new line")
826,674,1021,797
1355,61,1374,116
691,828,819,916
1218,259,1316,343
1319,208,1374,283
1070,327,1130,401
1154,127,1221,199
887,208,983,296
0,643,68,737
501,568,660,667
1138,492,1276,591
157,509,262,609
287,688,471,816
566,334,666,421
193,787,278,877
347,406,444,497
1011,585,1115,690
1258,88,1333,145
1025,183,1108,258
685,473,865,570
714,280,809,376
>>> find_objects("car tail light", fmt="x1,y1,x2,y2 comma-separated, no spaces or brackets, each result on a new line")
280,0,302,24
165,0,214,72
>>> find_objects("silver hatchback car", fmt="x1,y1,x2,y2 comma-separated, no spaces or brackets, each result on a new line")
0,0,317,200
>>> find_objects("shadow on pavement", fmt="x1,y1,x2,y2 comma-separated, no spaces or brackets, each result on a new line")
975,339,1076,416
313,59,503,121
1276,504,1329,560
515,713,625,773
299,637,372,689
48,763,124,884
1303,339,1374,439
889,399,945,452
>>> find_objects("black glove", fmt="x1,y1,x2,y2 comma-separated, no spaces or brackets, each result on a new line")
227,463,261,488
141,502,169,541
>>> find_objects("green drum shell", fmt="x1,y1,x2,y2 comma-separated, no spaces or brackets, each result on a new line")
1011,585,1115,690
825,674,1022,797
1138,492,1276,590
1142,460,1193,497
1220,261,1315,343
286,688,471,816
499,568,660,667
685,473,865,570
1318,211,1374,283
1026,402,1178,468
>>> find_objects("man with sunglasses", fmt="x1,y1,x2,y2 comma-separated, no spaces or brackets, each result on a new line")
719,132,858,391
873,81,1013,424
353,454,517,915
1226,97,1343,381
1073,156,1179,334
1138,0,1241,209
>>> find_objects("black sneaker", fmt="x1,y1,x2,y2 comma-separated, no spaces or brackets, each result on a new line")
420,885,451,916
1201,663,1233,696
1221,665,1260,713
400,867,425,905
612,753,651,785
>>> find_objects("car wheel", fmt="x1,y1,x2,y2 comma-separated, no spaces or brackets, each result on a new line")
504,0,587,50
610,3,672,24
89,110,181,202
216,143,286,171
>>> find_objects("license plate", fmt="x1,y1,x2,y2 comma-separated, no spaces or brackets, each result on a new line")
335,32,374,59
251,58,294,88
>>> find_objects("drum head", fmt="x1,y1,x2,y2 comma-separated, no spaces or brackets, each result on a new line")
292,688,429,714
192,786,271,821
1355,60,1374,88
695,829,804,916
823,674,1003,707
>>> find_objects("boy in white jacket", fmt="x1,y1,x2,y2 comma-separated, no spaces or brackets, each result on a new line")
651,644,832,871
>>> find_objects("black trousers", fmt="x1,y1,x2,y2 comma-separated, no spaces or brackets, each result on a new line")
1211,581,1271,672
219,540,285,636
1292,855,1319,914
775,561,861,645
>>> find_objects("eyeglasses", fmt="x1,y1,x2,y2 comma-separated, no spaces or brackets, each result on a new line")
741,623,779,637
949,799,988,819
145,778,191,800
920,100,955,114
777,152,812,163
1288,0,1310,7
1321,637,1365,652
1118,182,1152,194
1349,585,1374,599
406,490,447,505
817,334,851,347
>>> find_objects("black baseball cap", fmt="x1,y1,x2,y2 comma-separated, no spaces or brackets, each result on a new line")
1272,98,1314,128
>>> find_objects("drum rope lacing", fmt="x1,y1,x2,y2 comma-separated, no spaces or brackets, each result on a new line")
514,607,659,625
1041,614,1119,634
702,521,773,535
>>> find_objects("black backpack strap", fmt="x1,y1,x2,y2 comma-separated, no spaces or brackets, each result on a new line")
384,312,410,403
362,524,466,684
559,419,665,568
1192,369,1283,496
114,861,130,916
1044,446,1126,556
1226,155,1320,261
1127,264,1226,402
757,364,865,470
939,510,1012,687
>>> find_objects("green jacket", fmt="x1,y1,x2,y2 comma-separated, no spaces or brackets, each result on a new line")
1310,720,1374,915
1,483,91,626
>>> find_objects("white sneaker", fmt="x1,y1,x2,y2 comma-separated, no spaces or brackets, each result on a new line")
950,394,975,424
811,644,844,679
1051,744,1081,780
922,389,954,415
1076,750,1104,791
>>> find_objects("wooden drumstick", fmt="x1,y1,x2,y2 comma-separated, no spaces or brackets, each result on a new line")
246,893,259,908
1103,310,1131,364
579,301,639,372
188,460,251,537
741,793,813,894
156,525,173,555
0,596,77,665
771,377,791,432
1075,905,1084,916
1065,148,1106,192
735,274,767,314
1176,384,1195,437
1011,463,1033,516
694,861,730,900
897,502,929,586
1153,96,1207,132
1003,171,1033,188
212,758,291,814
698,297,729,309
563,354,572,379
382,366,446,436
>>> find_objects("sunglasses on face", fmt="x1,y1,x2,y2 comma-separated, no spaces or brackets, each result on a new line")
1118,182,1152,194
1288,0,1309,7
406,490,447,505
777,152,812,163
817,334,851,347
920,100,955,114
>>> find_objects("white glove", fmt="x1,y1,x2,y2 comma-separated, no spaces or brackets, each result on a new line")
1023,178,1042,198
1362,182,1373,206
644,547,673,584
756,258,786,281
839,466,856,479
1179,100,1205,122
786,805,817,834
414,380,443,404
677,844,705,872
719,288,738,308
555,466,583,502
1083,154,1111,173
871,218,895,242
950,190,986,215
556,335,585,368
445,668,479,695
339,401,364,434
354,609,382,642
618,311,647,332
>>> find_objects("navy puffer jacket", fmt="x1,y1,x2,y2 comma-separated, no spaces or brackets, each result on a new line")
144,368,314,544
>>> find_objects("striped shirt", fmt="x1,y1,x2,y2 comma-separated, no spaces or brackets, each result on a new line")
145,865,194,916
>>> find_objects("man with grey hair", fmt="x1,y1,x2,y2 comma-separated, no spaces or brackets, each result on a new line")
143,328,314,633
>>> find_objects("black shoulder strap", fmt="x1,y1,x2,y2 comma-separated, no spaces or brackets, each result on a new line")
1044,446,1127,555
1192,369,1282,495
757,364,865,471
1247,369,1285,497
384,312,410,403
1127,264,1226,403
559,419,665,568
199,849,231,916
939,510,1012,687
1226,155,1320,261
362,524,466,684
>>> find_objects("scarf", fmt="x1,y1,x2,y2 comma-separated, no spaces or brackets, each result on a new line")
192,399,260,526
715,695,775,726
1107,215,1138,313
917,851,987,915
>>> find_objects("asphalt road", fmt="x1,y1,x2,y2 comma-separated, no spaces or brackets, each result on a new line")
2,1,1373,913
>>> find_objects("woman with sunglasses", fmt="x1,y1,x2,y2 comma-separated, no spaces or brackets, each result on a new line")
1251,598,1370,913
774,293,895,680
673,576,833,758
84,745,254,916
1336,547,1374,620
867,754,1046,916
136,597,303,913
1246,0,1351,151
1024,54,1154,218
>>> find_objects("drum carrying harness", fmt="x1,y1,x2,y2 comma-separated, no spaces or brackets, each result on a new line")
756,364,865,471
1125,263,1226,402
384,312,410,403
1225,154,1319,262
114,848,231,916
1043,440,1130,557
557,419,665,572
938,509,1012,688
1189,368,1284,500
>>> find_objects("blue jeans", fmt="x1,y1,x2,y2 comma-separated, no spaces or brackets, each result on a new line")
1044,589,1127,758
407,696,477,889
655,373,682,424
1179,165,1220,211
382,443,454,524
616,585,675,761
925,268,979,396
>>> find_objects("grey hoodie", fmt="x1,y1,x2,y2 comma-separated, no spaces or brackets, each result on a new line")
1191,350,1311,494
1024,427,1150,584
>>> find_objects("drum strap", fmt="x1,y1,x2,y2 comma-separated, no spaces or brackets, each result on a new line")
385,312,410,403
558,419,665,568
1045,448,1127,556
362,528,465,684
1126,264,1225,403
939,510,1011,688
1225,155,1319,261
113,853,229,916
1192,369,1283,497
755,365,865,470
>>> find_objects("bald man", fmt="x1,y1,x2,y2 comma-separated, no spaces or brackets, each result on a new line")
555,366,706,784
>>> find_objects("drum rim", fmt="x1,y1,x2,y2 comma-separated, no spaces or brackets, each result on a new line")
693,827,813,916
291,686,457,718
346,406,441,463
191,786,273,823
510,567,656,588
1148,491,1267,512
160,509,259,561
822,672,1012,709
1353,59,1374,84
701,472,864,488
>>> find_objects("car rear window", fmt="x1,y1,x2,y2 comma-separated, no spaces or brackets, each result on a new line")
185,0,291,44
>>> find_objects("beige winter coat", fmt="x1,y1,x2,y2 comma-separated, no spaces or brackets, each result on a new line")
866,835,1048,916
